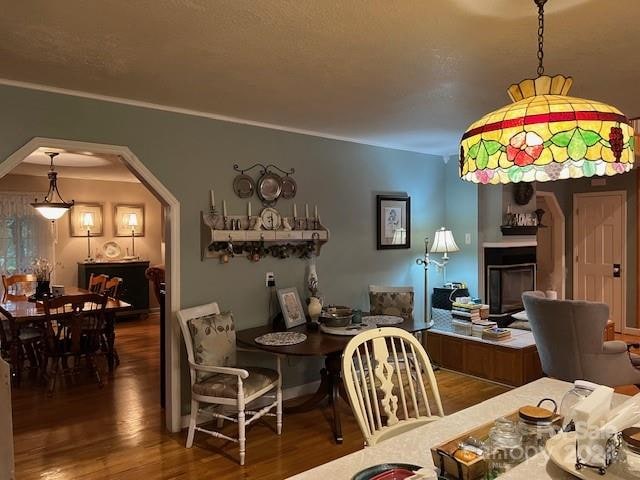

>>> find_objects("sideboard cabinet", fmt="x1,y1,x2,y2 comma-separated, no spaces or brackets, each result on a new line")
78,261,150,316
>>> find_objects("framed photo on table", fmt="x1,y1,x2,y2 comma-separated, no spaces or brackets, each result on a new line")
376,195,410,250
277,287,306,329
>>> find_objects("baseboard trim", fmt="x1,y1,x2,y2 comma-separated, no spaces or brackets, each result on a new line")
179,379,321,429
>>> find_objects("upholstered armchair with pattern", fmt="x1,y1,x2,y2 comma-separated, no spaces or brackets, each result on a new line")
522,291,640,388
368,285,414,320
177,302,282,465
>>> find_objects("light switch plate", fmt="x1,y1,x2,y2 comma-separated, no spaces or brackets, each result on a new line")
266,272,275,287
465,233,472,245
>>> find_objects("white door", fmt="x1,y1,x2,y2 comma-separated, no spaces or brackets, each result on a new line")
573,192,626,332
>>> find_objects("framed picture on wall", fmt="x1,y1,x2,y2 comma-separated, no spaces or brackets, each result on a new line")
276,287,306,329
69,203,104,237
114,204,145,237
376,195,410,250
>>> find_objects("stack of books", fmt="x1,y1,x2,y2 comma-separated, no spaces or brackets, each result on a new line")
482,327,512,340
451,302,485,322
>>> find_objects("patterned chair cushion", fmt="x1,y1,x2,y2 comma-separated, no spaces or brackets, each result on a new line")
188,311,236,381
369,291,414,320
192,366,278,399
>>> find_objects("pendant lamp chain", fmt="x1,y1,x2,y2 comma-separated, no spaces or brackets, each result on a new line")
536,0,546,76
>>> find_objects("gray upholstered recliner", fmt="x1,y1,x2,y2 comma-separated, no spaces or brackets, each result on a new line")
522,291,640,388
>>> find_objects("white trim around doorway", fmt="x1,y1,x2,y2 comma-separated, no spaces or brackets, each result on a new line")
0,137,182,433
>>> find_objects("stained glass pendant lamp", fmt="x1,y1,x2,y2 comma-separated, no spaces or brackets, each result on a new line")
30,152,74,220
460,0,634,184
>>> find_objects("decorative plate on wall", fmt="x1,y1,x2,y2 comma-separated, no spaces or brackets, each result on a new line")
280,176,297,199
102,241,122,260
233,173,255,198
257,172,282,205
260,207,282,230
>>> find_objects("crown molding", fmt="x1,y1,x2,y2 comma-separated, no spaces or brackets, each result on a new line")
0,77,437,156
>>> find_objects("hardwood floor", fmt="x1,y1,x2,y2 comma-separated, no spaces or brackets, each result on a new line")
12,315,509,479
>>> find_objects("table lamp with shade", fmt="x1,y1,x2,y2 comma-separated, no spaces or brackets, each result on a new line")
125,213,138,259
415,227,459,328
81,212,95,261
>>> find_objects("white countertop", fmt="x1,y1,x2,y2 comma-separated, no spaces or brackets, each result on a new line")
429,327,536,349
288,378,627,480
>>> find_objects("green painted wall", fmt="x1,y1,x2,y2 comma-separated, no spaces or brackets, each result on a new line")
537,173,637,327
0,85,446,410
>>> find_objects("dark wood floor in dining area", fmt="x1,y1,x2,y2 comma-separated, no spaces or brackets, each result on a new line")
11,314,510,480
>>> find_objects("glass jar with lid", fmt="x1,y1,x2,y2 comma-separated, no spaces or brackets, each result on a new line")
484,417,523,476
559,380,598,430
517,398,560,456
620,427,640,477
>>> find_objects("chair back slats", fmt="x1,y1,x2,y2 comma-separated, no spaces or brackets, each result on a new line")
88,274,109,294
389,340,409,420
362,341,383,430
2,273,37,302
342,327,444,446
103,277,123,300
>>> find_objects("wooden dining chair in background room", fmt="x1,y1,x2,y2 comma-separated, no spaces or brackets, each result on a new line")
42,293,108,394
101,276,123,367
87,273,109,294
1,274,42,384
177,302,282,465
2,273,37,301
341,327,444,447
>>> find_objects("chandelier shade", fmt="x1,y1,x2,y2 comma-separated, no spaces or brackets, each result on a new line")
30,152,74,220
460,76,634,184
459,0,635,184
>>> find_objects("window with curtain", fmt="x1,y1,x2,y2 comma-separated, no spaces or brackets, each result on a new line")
0,192,54,275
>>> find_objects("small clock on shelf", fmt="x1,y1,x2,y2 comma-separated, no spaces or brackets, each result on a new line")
260,207,282,230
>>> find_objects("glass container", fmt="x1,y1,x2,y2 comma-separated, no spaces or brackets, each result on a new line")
484,417,523,477
559,380,598,430
517,399,560,456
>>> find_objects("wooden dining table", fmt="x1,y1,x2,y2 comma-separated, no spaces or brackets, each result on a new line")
0,286,132,385
236,318,431,444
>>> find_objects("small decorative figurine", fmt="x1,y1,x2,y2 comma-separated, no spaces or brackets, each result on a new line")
282,217,293,231
253,216,263,230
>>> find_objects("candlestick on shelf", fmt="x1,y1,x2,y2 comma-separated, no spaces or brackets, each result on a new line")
210,190,215,211
314,205,318,219
247,202,251,217
305,203,309,219
223,200,227,217
293,203,297,218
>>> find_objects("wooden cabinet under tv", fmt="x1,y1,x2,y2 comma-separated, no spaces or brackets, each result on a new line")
425,329,543,387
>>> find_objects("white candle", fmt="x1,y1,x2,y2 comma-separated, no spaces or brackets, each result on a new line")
314,205,318,219
210,190,215,209
223,200,227,217
247,202,252,217
305,203,309,218
293,203,297,218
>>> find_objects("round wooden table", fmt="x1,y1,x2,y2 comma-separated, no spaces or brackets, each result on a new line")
236,318,430,443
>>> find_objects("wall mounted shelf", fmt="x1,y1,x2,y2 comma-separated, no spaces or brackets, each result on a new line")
500,225,538,236
201,212,329,262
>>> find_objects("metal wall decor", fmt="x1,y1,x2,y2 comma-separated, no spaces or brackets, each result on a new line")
232,163,295,205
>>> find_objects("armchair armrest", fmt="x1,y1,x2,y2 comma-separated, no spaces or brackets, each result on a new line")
603,340,628,354
188,361,249,379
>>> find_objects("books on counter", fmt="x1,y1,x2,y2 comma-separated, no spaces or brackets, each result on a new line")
452,302,490,319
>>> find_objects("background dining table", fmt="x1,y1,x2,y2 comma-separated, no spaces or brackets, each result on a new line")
0,286,132,385
236,317,431,444
287,377,628,479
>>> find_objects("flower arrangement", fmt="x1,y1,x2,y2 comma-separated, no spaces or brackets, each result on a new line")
31,257,52,281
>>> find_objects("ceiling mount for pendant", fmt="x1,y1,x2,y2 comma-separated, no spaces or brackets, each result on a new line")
459,0,634,185
30,152,75,220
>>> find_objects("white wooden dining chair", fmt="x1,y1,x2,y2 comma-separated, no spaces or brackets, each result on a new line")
342,327,444,446
177,302,282,465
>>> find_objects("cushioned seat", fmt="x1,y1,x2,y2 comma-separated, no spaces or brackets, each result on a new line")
193,366,278,398
509,320,531,331
631,353,640,368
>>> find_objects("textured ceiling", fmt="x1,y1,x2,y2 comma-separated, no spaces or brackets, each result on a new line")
12,148,138,183
0,0,638,155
